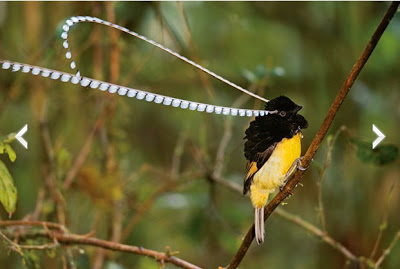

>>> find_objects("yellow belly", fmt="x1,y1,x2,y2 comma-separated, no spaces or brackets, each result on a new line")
250,132,302,208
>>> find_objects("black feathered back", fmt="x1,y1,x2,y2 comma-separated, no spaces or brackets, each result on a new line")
243,96,308,194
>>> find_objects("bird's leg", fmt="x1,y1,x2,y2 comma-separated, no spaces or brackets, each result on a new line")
280,157,307,191
296,156,308,171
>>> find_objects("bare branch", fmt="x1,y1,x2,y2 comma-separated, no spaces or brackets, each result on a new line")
0,222,202,269
121,180,175,242
39,104,67,225
369,183,395,259
171,132,187,178
0,220,66,232
317,126,346,232
177,2,215,99
274,209,358,262
374,229,400,268
25,188,45,221
209,175,242,194
63,116,103,189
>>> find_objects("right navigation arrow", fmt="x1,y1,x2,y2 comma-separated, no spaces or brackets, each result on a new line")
372,124,385,149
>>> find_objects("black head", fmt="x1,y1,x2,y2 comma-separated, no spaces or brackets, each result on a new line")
289,114,308,136
293,114,308,129
265,96,302,118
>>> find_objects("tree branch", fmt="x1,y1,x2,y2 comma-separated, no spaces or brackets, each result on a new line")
274,208,358,262
226,2,400,268
209,175,360,265
374,229,400,268
0,220,66,231
0,221,202,269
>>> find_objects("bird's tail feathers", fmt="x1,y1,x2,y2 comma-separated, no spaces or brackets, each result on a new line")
255,207,265,244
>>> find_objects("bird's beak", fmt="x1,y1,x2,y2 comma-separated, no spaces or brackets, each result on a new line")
294,105,302,113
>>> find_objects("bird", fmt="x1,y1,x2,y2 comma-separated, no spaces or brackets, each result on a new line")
243,95,308,244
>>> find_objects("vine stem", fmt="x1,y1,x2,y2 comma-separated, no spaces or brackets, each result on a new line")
226,2,400,268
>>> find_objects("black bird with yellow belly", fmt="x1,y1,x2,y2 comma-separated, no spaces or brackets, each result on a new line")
243,96,308,244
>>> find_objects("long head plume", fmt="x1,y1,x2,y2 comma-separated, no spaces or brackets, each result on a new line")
1,16,273,117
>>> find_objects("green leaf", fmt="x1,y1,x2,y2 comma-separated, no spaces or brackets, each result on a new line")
0,141,4,154
2,133,16,144
351,138,399,165
4,144,16,162
0,160,18,215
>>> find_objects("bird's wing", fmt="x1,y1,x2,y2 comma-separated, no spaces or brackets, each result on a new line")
243,116,284,195
243,142,277,195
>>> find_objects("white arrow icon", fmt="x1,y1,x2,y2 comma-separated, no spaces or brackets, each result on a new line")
15,124,28,149
372,124,385,149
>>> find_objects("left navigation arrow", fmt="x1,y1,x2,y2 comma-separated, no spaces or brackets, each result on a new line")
15,124,28,149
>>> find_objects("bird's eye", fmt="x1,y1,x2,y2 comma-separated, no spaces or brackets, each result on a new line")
279,111,286,117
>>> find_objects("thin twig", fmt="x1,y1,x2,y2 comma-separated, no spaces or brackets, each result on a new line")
63,116,103,189
213,78,268,178
374,229,400,268
91,4,107,268
26,188,46,221
171,132,187,178
177,2,215,100
106,2,120,85
0,230,23,255
316,126,345,232
93,3,123,268
39,100,67,225
225,3,399,268
122,132,188,242
209,175,242,194
213,94,248,178
274,209,358,262
0,220,66,232
17,242,58,250
369,183,395,260
121,180,176,242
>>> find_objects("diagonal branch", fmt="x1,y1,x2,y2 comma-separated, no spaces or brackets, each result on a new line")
226,2,400,268
374,229,400,268
274,208,358,262
210,175,359,264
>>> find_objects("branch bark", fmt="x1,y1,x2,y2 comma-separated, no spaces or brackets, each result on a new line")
0,221,202,269
226,2,400,268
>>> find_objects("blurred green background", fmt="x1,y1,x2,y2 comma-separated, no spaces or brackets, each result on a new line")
0,2,399,269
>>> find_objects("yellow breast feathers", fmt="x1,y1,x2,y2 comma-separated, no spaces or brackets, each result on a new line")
250,132,302,208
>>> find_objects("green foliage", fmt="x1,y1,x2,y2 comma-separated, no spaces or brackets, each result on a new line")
0,133,18,215
4,144,16,162
23,250,41,269
0,160,17,216
351,138,399,165
0,133,17,162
